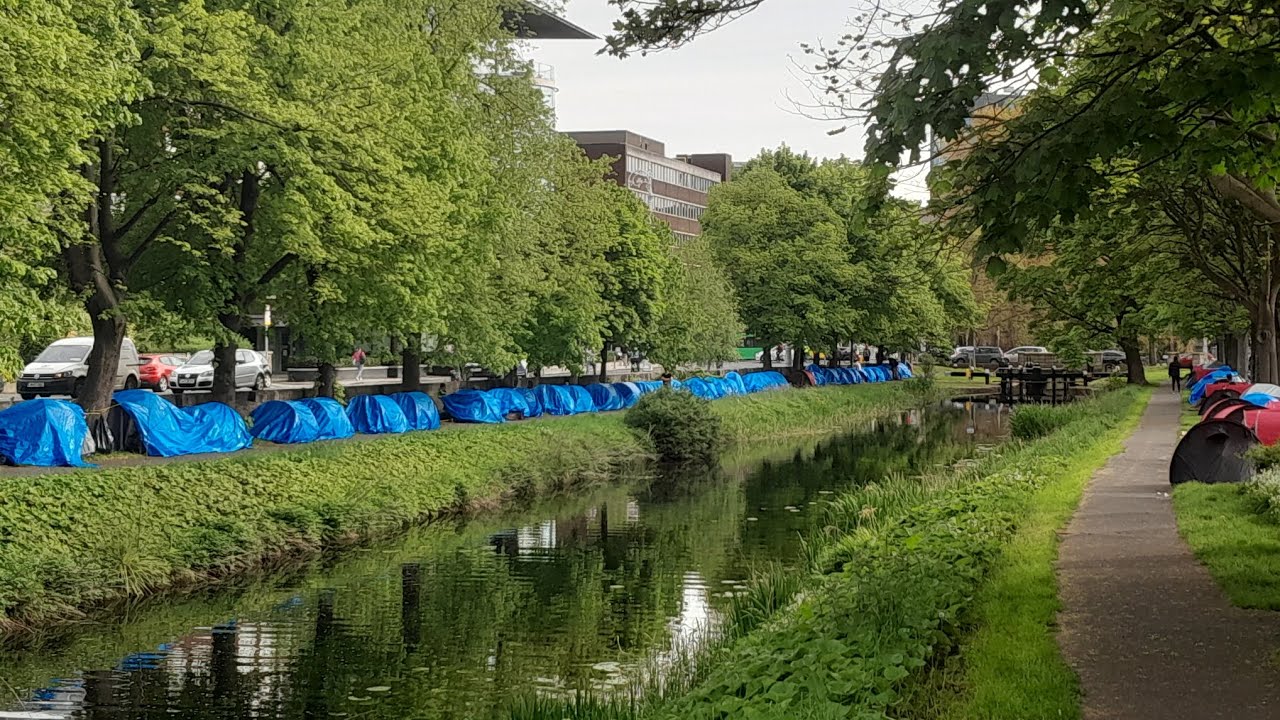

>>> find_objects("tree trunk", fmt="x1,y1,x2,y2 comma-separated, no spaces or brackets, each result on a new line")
401,345,421,391
211,328,239,405
762,348,773,369
316,362,338,398
1120,337,1145,385
1258,299,1278,384
599,345,610,382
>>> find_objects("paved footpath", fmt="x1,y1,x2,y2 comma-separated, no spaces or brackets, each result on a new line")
1057,390,1280,719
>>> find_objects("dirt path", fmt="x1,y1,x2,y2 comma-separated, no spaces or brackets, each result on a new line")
1057,390,1280,719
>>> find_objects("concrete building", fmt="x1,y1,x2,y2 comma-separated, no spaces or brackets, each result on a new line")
567,130,731,239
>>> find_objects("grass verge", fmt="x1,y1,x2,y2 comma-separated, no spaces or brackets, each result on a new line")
905,386,1149,720
507,388,1147,720
1173,476,1280,611
0,382,930,633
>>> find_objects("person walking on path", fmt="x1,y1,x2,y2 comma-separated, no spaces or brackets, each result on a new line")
352,347,367,382
1057,391,1280,719
1168,357,1183,393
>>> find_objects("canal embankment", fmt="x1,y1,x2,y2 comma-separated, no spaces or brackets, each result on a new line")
0,381,938,633
533,386,1148,720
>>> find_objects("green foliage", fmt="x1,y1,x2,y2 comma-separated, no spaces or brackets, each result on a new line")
1011,405,1074,440
624,389,725,464
648,237,743,368
1246,445,1280,473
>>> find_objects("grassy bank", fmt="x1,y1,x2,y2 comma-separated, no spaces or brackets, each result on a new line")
908,386,1149,720
0,382,931,632
520,387,1146,720
1173,473,1280,611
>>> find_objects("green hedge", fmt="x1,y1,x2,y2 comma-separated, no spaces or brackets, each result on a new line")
638,388,1146,720
0,382,928,630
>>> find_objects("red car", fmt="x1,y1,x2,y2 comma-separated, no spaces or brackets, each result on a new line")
138,354,184,392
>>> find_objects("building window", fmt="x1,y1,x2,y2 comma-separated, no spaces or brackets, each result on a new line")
626,156,719,193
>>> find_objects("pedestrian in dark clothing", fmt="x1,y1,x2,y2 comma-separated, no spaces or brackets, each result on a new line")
661,372,673,388
1168,358,1182,393
888,356,901,381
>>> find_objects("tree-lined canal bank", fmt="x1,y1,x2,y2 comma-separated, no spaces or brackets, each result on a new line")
0,383,938,632
1,401,1004,718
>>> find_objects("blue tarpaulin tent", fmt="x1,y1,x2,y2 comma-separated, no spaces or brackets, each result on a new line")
585,383,623,412
112,390,252,457
534,384,575,416
723,372,748,395
516,387,543,418
391,391,442,431
612,382,642,408
742,371,789,393
250,400,321,444
1189,367,1236,405
346,395,409,434
443,389,505,424
1242,392,1279,408
488,388,534,419
635,381,663,394
566,385,596,414
0,399,92,467
898,362,914,379
299,397,355,440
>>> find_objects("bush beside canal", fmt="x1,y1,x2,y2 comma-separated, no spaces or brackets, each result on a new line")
0,383,927,631
535,387,1145,720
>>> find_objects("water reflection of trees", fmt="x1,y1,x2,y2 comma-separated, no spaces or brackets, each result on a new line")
5,408,1003,720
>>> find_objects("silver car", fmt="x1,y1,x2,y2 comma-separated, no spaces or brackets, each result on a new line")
172,349,272,394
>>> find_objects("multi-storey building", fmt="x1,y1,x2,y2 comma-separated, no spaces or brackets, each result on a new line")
567,130,731,240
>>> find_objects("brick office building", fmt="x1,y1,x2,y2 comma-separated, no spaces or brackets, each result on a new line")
566,130,731,240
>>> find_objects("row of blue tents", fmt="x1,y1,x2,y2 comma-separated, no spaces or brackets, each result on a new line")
0,371,797,467
806,363,913,386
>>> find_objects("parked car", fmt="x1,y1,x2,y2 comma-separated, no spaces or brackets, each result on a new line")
949,346,1008,369
1005,345,1049,364
16,337,141,400
138,354,185,392
172,349,272,394
1090,349,1126,371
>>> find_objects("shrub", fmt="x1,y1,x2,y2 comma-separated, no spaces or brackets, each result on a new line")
1246,444,1280,472
625,389,725,464
1099,375,1129,392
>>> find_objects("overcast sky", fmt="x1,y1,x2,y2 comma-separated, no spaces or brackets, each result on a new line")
530,0,931,199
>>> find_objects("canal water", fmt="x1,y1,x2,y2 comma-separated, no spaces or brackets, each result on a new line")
0,402,1006,720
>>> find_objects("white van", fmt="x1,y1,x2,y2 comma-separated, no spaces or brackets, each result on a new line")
16,337,141,400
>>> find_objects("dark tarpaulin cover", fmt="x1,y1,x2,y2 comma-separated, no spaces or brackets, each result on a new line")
346,395,410,434
612,382,642,408
1169,419,1256,484
488,388,534,419
0,398,92,467
516,387,543,417
566,384,597,414
299,397,355,440
112,390,252,457
443,389,505,424
585,383,623,412
391,391,442,431
534,384,575,416
250,400,321,444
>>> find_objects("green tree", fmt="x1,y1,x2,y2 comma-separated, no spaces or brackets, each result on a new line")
703,168,867,368
649,238,743,370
